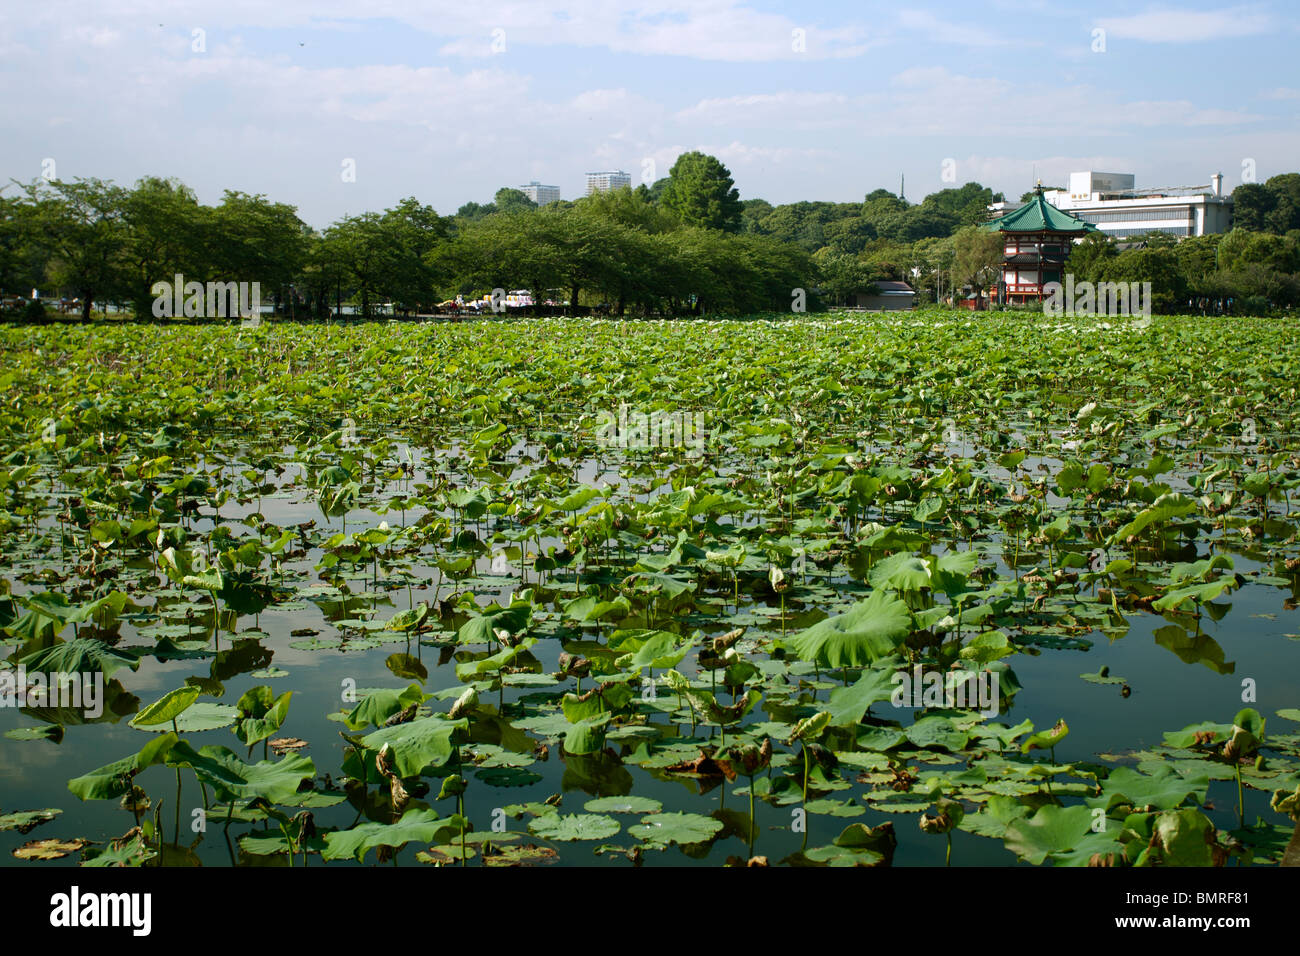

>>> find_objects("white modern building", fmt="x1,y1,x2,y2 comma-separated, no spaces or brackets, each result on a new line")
518,181,560,205
585,170,632,195
1041,171,1233,238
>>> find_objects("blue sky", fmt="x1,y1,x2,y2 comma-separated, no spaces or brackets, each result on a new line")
2,1,1297,228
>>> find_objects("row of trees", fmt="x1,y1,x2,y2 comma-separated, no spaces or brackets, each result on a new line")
0,152,818,319
1064,227,1300,314
4,153,1299,319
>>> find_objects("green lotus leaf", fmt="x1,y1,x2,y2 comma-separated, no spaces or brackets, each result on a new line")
343,683,427,731
1090,764,1208,812
341,715,467,782
868,553,932,593
131,686,200,727
584,796,663,815
0,808,61,833
322,808,450,862
165,742,315,803
826,661,899,727
68,733,179,800
563,713,612,755
629,811,724,846
385,603,431,632
133,702,237,733
475,767,543,787
906,715,970,752
4,724,64,742
528,813,621,842
1002,804,1094,864
235,687,293,747
1021,719,1069,754
21,638,140,679
786,590,913,667
1148,808,1222,866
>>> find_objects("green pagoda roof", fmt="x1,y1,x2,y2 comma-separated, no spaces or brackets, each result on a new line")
983,188,1098,233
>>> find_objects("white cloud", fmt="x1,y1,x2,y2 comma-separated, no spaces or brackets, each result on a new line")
897,10,1015,47
0,2,1289,224
1095,5,1272,43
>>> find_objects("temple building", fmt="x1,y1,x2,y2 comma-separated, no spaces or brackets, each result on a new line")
982,186,1097,304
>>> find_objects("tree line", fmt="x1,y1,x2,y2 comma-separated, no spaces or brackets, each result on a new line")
2,154,1298,320
0,152,818,321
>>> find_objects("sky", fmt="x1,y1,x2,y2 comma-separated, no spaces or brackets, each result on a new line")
2,0,1298,229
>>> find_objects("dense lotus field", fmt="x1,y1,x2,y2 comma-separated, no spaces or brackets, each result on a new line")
2,311,1300,868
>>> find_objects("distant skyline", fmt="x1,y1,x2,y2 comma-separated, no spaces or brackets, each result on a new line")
2,1,1298,229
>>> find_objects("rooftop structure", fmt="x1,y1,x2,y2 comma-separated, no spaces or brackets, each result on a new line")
1041,171,1232,238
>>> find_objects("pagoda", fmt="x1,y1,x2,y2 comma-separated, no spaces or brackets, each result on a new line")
982,185,1097,304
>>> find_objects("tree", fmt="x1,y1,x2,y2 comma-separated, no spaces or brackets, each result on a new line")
1231,183,1273,232
322,213,394,318
660,152,743,232
1263,173,1300,234
434,211,563,307
579,186,676,234
636,177,670,204
823,216,877,255
1064,232,1117,284
876,206,958,243
921,182,1002,226
862,189,906,224
493,188,537,216
20,177,131,321
814,249,875,305
208,191,306,315
740,198,774,234
1099,247,1186,313
122,176,206,317
300,230,350,319
0,193,44,298
454,201,496,222
950,225,1002,299
381,198,449,313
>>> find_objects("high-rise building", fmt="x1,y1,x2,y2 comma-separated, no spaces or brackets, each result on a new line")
585,170,632,195
518,181,560,205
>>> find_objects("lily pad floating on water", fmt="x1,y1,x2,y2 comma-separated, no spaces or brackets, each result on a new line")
527,813,621,842
4,724,64,743
476,767,543,788
483,843,559,867
803,797,866,817
13,837,91,861
289,637,342,651
628,811,724,847
584,795,663,815
250,666,290,679
0,808,61,833
1080,666,1126,685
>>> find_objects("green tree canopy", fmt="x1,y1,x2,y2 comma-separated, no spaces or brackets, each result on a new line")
661,152,743,232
